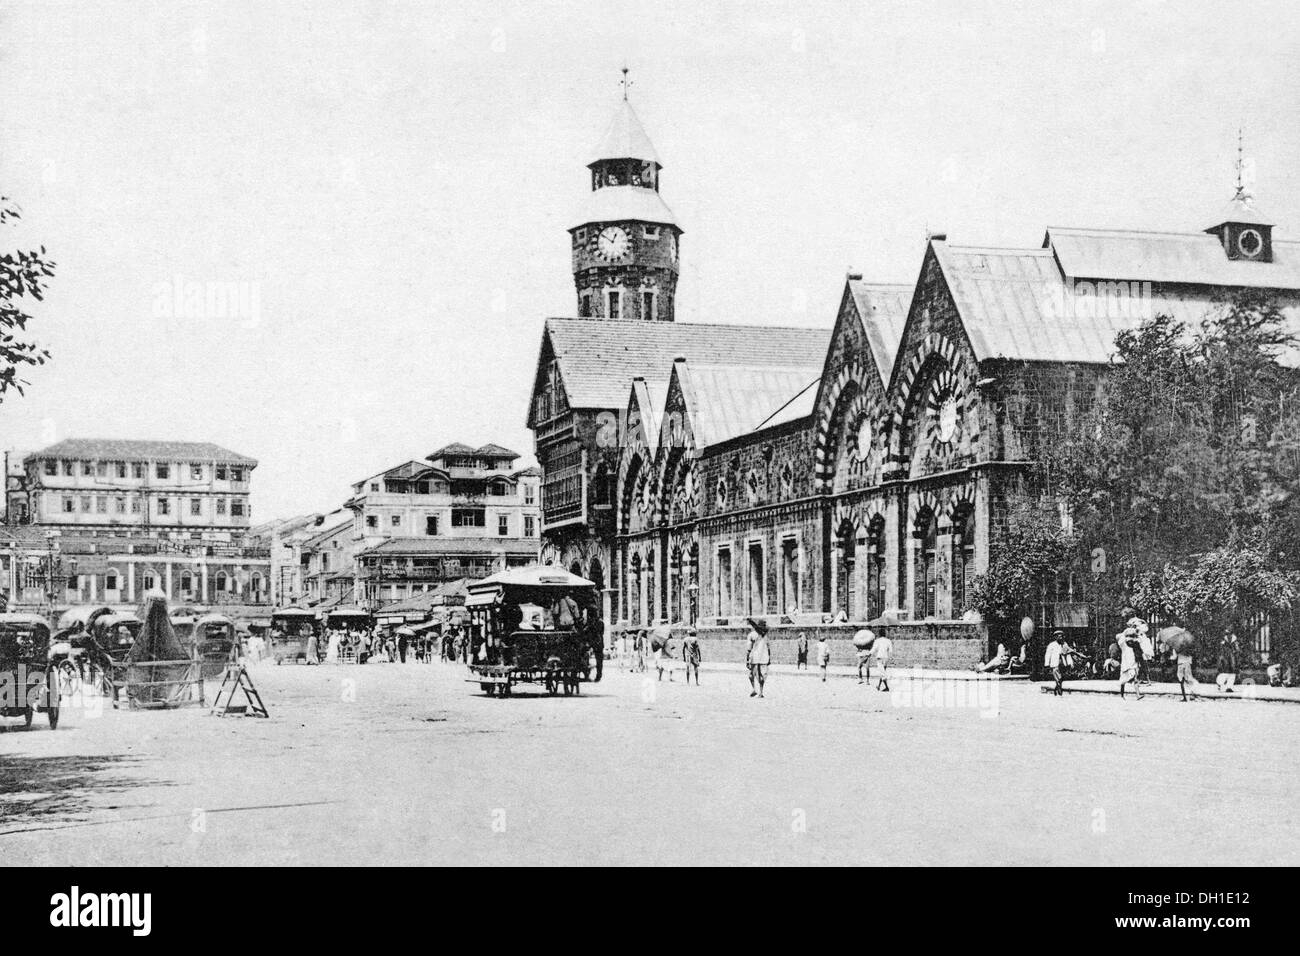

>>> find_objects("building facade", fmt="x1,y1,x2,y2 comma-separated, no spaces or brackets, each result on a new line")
1,439,270,612
22,439,256,533
296,443,543,609
533,86,1300,661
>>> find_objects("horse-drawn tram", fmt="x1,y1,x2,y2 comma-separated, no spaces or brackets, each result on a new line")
464,567,600,697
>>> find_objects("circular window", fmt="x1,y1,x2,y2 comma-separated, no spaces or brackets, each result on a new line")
855,418,874,461
937,393,961,443
1237,228,1264,258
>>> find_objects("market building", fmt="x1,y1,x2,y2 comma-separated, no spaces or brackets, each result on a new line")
531,87,1300,664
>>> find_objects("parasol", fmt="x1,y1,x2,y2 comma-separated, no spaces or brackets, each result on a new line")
746,617,769,636
1158,626,1196,654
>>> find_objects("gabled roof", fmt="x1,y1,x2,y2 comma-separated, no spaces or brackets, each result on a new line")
931,234,1300,366
847,280,913,386
473,443,520,460
533,318,831,422
676,362,822,449
27,439,256,465
572,185,679,230
1046,226,1300,289
628,376,670,450
427,442,477,459
301,517,352,550
589,99,660,166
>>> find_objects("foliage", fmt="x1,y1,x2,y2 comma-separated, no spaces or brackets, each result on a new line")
0,197,55,403
1042,292,1300,626
967,500,1075,623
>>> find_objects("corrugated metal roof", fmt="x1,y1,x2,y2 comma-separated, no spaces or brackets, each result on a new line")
572,185,679,230
589,100,660,166
934,237,1300,366
848,281,912,385
542,318,831,413
629,377,670,449
1046,227,1300,289
678,363,822,448
26,438,256,464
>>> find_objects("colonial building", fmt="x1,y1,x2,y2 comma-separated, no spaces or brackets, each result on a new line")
0,439,270,612
339,443,540,607
22,438,256,533
532,85,1300,662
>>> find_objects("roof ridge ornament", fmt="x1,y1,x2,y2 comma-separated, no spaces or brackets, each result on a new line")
620,65,632,102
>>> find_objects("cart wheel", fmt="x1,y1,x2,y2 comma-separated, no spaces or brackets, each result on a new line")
23,707,33,729
47,707,60,730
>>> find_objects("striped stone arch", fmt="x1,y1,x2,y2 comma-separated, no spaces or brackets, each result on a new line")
891,332,980,461
907,489,942,532
832,498,887,540
943,490,978,525
813,356,880,493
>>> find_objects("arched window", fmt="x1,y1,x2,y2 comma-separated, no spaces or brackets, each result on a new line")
951,509,975,616
180,571,193,594
836,520,856,620
913,511,938,619
629,554,643,626
866,516,886,621
215,571,228,594
250,573,264,598
593,464,612,507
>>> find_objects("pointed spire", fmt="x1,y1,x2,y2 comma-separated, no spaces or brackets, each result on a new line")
589,96,661,167
620,66,632,102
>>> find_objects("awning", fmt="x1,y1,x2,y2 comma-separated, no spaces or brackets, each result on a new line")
411,620,442,634
465,589,500,608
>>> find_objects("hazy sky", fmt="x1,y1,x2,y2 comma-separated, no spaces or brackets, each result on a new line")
2,0,1298,521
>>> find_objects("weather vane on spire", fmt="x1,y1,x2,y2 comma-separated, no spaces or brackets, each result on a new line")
1233,127,1255,202
620,66,632,101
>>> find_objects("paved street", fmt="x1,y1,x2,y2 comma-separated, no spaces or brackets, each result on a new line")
1,659,1297,866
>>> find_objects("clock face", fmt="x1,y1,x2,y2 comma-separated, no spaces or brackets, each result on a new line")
937,394,960,443
855,418,874,461
597,226,630,261
1238,228,1264,258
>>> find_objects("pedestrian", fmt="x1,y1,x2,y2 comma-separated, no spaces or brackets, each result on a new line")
585,610,605,682
872,630,893,692
795,632,809,670
683,630,701,685
816,635,831,682
305,630,319,665
1176,645,1197,702
746,620,770,698
1044,629,1064,697
1118,629,1141,699
1216,631,1240,694
397,631,408,663
854,629,875,684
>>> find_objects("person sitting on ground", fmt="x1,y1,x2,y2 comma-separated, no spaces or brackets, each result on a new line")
976,643,1010,674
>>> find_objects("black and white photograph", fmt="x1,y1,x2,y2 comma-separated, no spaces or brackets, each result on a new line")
0,0,1295,919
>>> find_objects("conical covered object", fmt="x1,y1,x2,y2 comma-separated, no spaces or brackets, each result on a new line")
126,594,194,705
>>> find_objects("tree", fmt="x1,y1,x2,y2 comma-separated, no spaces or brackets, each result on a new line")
0,197,55,403
1043,292,1300,650
967,499,1075,624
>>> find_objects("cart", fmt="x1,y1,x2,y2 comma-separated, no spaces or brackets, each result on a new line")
268,608,321,664
0,613,60,729
464,567,600,697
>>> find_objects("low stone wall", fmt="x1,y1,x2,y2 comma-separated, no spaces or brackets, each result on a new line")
616,621,987,670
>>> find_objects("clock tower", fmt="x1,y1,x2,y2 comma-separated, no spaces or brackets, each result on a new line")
570,76,681,322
